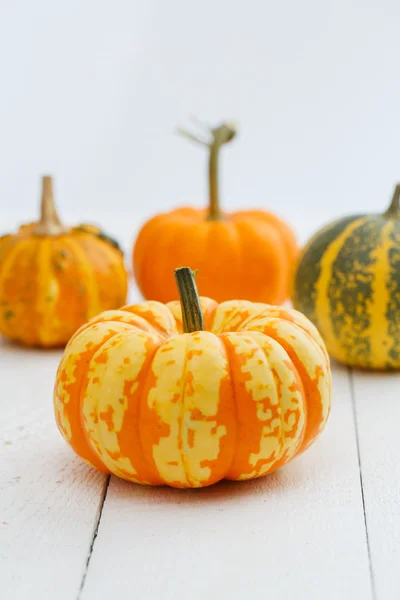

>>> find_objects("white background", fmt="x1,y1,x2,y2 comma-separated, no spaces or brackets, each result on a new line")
1,0,400,239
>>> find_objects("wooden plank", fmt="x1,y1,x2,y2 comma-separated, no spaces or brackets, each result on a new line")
81,364,372,600
0,361,107,600
351,370,400,600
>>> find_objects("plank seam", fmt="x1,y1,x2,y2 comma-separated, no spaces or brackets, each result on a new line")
77,474,111,599
349,368,377,600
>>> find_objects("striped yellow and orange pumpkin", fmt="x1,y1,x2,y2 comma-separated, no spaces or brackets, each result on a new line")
293,185,400,370
0,176,127,347
54,267,331,488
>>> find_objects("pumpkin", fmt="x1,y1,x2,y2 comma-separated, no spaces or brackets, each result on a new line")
293,184,400,370
133,120,298,304
0,176,127,347
54,267,331,488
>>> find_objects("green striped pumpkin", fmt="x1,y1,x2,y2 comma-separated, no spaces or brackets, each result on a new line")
293,185,400,370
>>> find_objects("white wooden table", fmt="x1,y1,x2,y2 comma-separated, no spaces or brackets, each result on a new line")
1,225,399,600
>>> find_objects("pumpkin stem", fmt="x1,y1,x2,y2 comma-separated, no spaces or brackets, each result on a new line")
174,267,204,333
384,184,400,219
208,122,237,220
33,176,67,236
178,119,237,220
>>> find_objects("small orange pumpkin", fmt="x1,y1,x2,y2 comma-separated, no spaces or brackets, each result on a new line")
0,176,127,347
54,267,331,488
133,120,298,304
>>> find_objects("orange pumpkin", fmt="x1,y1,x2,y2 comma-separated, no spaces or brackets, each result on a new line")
133,121,298,304
0,176,127,347
54,267,331,489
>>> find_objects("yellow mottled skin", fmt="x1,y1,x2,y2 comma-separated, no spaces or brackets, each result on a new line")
54,298,332,488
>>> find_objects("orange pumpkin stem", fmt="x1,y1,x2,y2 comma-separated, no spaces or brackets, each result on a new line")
384,184,400,219
33,176,67,236
178,119,237,221
174,267,204,333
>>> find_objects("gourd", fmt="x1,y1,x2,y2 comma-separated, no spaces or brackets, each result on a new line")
133,120,298,304
0,176,127,347
54,267,331,488
293,185,400,369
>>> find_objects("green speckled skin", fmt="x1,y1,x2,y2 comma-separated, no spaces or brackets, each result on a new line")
293,209,400,370
293,215,361,326
327,217,385,368
387,223,400,363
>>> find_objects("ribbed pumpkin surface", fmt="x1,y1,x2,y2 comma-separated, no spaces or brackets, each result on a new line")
54,298,331,488
293,209,400,369
0,226,127,347
0,176,127,348
133,208,298,304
